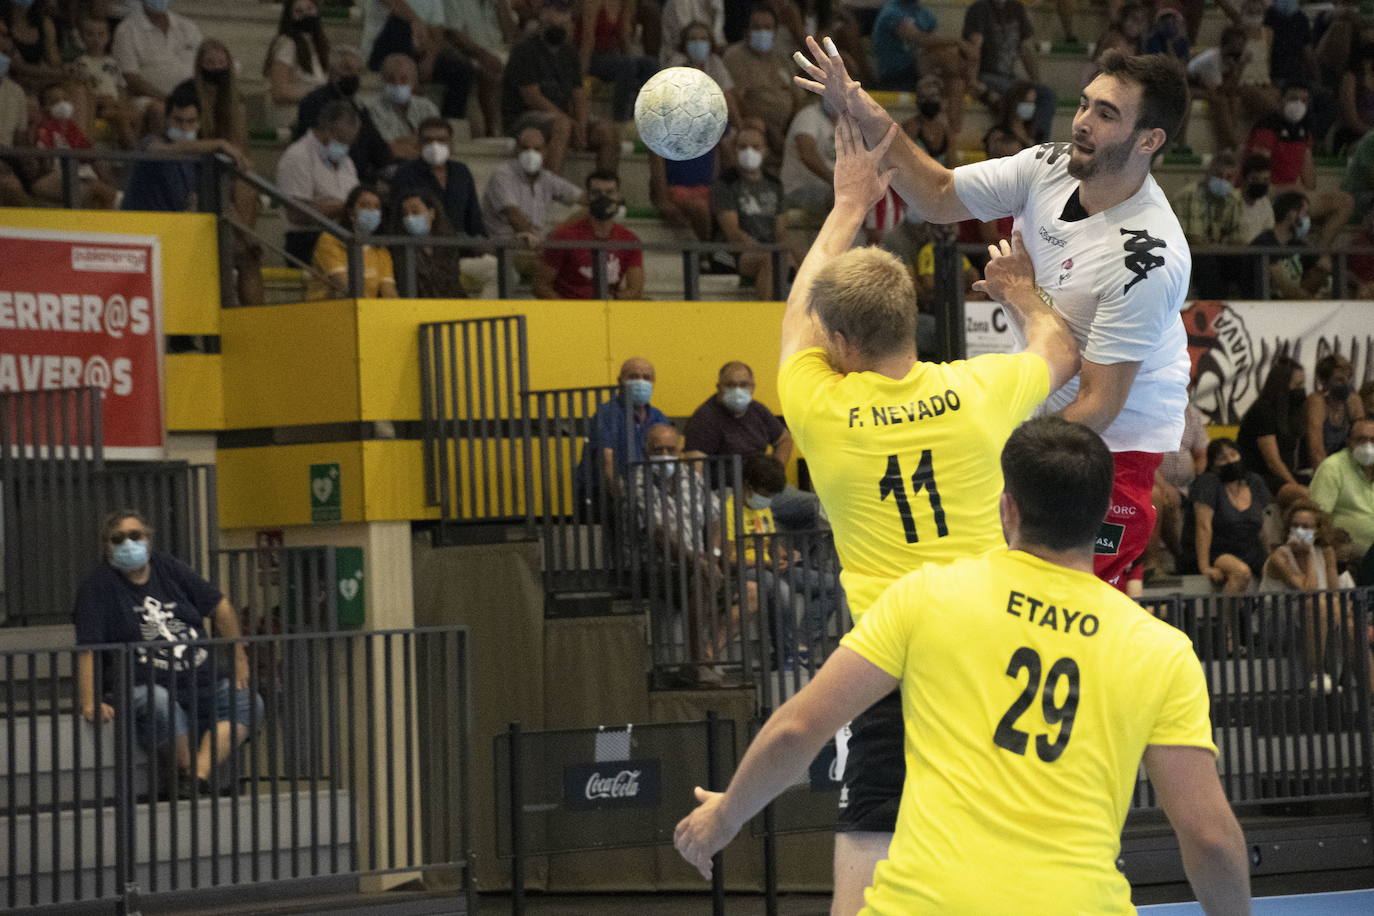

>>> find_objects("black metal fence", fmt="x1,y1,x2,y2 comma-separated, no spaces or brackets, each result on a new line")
0,626,473,913
215,546,339,636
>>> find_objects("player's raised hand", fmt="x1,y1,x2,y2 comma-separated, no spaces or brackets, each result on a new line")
674,786,735,880
833,115,898,211
793,36,862,118
972,231,1037,302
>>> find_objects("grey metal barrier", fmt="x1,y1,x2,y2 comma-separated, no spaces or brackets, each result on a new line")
0,626,473,914
493,715,735,916
419,315,533,527
214,546,340,636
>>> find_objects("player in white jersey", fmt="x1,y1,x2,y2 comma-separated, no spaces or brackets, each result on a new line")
796,46,1194,593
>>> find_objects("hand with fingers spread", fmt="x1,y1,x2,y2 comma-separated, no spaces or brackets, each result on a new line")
833,115,899,212
972,231,1038,304
674,786,737,880
792,35,886,129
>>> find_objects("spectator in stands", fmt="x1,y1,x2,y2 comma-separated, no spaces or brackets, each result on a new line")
502,0,620,176
1188,25,1251,154
872,0,975,135
120,81,248,212
666,18,739,130
30,82,117,209
367,53,440,163
817,3,877,88
393,186,467,297
962,0,1054,145
900,74,953,164
1264,0,1318,91
722,4,802,162
1311,417,1374,562
294,46,392,184
307,184,397,299
1144,5,1190,63
1171,151,1247,298
1314,0,1365,93
1261,499,1338,591
276,100,361,265
652,141,716,240
479,124,583,284
74,510,263,796
0,46,27,205
1216,0,1282,138
576,357,668,509
1250,190,1331,300
445,0,515,134
1089,1,1147,71
1193,437,1271,606
536,169,643,299
722,452,792,666
112,0,201,113
1305,355,1367,469
780,99,834,220
1246,84,1354,247
1145,399,1209,579
685,361,792,467
74,15,140,148
578,0,658,128
712,124,794,299
1236,153,1274,244
952,126,1021,254
1238,354,1309,504
265,0,329,131
392,116,485,238
1336,45,1374,154
990,79,1039,151
661,0,726,65
5,0,92,131
361,0,486,127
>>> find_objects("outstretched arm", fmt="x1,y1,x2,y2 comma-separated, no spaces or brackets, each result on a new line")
792,36,971,224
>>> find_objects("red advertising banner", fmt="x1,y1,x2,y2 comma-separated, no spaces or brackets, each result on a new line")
0,227,164,458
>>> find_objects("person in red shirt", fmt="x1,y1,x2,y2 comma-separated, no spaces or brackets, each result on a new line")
1246,84,1353,247
536,169,644,299
32,83,117,208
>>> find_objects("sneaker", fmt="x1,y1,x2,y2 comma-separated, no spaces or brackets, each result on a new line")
1309,674,1334,695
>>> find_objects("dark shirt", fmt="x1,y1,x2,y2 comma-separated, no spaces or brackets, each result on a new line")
502,32,582,127
1191,470,1272,572
392,158,486,237
574,396,669,490
712,173,783,243
73,553,223,695
684,395,785,457
294,83,392,183
1237,394,1303,490
121,158,197,212
962,0,1034,79
1264,7,1314,88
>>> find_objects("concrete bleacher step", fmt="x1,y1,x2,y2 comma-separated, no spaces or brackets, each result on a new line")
0,716,153,807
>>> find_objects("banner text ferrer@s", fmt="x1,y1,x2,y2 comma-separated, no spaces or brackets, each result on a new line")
0,227,164,458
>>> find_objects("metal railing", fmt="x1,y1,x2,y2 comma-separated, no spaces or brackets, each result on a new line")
215,546,339,635
0,626,473,913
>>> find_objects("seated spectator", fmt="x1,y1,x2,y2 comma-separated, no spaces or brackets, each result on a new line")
711,125,796,299
1187,25,1250,154
536,169,643,300
1305,355,1367,470
578,0,658,127
872,0,975,134
1238,354,1309,504
361,0,487,126
480,124,583,284
121,82,248,212
684,360,792,466
74,510,264,796
1264,0,1318,91
276,100,361,265
877,210,937,355
722,4,802,161
1250,190,1331,300
650,147,715,243
1343,126,1374,217
665,18,740,130
575,357,668,514
779,100,834,220
1145,400,1209,578
367,53,441,163
264,0,329,130
307,184,397,299
900,74,953,163
1261,499,1338,591
31,82,117,209
438,0,512,134
1170,151,1248,298
6,0,92,129
294,45,392,184
989,79,1039,151
962,0,1054,144
916,221,981,303
1089,1,1147,74
1311,417,1374,563
660,0,726,65
1314,0,1365,94
1193,438,1272,608
392,116,485,238
502,0,620,176
73,15,140,148
1336,48,1374,156
112,0,201,115
1246,84,1354,247
1146,6,1191,59
0,44,27,206
393,187,466,297
1236,152,1274,244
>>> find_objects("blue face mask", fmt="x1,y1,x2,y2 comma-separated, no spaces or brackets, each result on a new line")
354,207,382,234
0,52,10,80
686,39,711,63
143,0,169,13
721,386,752,413
1207,176,1232,197
403,212,431,236
624,378,653,406
324,139,350,163
111,539,149,571
746,492,773,511
1294,214,1311,239
383,83,412,106
749,29,774,53
166,125,197,142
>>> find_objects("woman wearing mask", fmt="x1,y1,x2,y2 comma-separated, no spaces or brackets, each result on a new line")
1260,501,1345,693
392,188,465,297
4,0,94,128
1193,439,1272,653
901,74,952,164
308,185,398,299
1304,355,1367,468
1238,355,1310,504
992,81,1039,150
577,0,657,128
266,0,330,130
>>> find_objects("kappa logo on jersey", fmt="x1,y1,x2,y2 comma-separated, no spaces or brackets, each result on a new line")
1119,228,1166,293
1033,142,1073,165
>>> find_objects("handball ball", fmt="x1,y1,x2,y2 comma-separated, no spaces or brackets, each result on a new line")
634,67,728,161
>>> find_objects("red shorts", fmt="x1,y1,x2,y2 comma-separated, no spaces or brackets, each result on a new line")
1093,451,1163,592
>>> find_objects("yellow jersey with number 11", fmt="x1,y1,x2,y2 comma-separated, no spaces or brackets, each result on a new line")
777,348,1051,621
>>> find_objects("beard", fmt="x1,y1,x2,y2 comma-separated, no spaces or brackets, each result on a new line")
1066,131,1136,180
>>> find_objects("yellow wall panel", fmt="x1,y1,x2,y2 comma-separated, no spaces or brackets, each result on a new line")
219,299,361,429
216,442,364,528
361,440,441,522
165,354,223,430
0,208,220,334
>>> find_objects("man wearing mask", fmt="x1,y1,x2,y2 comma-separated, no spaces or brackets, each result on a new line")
112,0,203,106
723,5,804,158
536,170,643,300
962,0,1055,142
501,0,619,176
276,101,361,264
712,125,795,300
1169,151,1246,297
122,82,249,212
294,45,392,183
1245,84,1353,246
1311,418,1374,567
366,53,440,162
481,124,583,290
1236,153,1274,245
574,357,670,514
392,117,483,238
1250,190,1330,299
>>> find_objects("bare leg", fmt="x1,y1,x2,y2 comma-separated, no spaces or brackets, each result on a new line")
545,113,572,176
832,832,892,916
194,721,252,781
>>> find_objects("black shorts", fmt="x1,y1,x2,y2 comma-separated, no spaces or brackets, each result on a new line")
836,689,905,834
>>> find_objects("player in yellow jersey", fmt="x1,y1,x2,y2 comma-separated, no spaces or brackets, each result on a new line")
776,117,1081,911
676,417,1251,915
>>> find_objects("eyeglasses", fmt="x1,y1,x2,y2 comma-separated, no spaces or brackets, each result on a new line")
109,530,146,545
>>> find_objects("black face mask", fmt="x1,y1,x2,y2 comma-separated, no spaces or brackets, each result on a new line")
589,193,618,221
1288,388,1307,410
335,74,360,97
1329,383,1353,400
1245,182,1269,200
289,15,320,32
199,67,229,85
1217,461,1247,483
543,25,567,45
918,100,941,119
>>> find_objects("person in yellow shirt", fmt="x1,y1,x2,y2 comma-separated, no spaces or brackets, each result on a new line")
775,116,1081,908
676,417,1250,915
307,184,398,299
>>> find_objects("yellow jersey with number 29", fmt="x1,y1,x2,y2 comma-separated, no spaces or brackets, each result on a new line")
842,548,1216,915
778,348,1051,622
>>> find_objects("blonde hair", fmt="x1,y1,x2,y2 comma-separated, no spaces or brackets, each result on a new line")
808,247,917,359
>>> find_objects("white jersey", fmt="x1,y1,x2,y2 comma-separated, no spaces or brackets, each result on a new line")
953,142,1191,453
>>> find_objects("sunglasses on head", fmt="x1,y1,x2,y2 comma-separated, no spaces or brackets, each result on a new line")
109,530,146,545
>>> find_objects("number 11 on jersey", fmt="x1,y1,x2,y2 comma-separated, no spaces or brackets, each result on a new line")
878,450,949,544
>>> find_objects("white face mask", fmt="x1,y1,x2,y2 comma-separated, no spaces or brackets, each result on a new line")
737,147,764,171
517,148,543,175
49,100,75,121
1015,101,1035,122
1353,442,1374,467
422,141,450,166
1283,100,1308,123
1289,526,1316,547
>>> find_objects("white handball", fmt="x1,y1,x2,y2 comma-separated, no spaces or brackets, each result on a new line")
634,66,728,161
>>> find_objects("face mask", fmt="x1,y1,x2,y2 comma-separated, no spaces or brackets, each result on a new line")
166,125,197,142
422,141,450,165
737,146,764,171
144,0,170,12
1015,101,1036,122
1207,176,1232,197
919,100,942,119
721,387,752,413
0,52,10,80
543,24,567,45
1273,0,1297,13
624,378,653,406
589,193,618,221
749,29,775,53
354,207,382,234
686,39,711,63
1353,442,1374,467
650,455,677,478
324,138,350,163
1245,181,1269,200
1217,461,1247,483
335,74,360,97
111,539,149,571
200,67,229,86
1289,526,1316,547
384,83,412,106
48,101,75,121
746,493,773,511
290,14,320,32
517,148,543,174
403,212,432,236
1328,383,1352,400
1288,388,1308,411
1283,100,1307,123
1294,214,1311,239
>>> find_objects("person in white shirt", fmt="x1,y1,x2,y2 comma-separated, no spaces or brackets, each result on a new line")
111,0,202,105
276,100,362,264
365,53,440,161
780,100,837,217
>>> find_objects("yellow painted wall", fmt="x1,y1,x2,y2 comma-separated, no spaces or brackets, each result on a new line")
361,440,441,521
0,208,221,335
216,441,364,528
165,354,223,430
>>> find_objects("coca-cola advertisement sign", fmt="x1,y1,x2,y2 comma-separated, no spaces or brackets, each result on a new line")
563,759,661,811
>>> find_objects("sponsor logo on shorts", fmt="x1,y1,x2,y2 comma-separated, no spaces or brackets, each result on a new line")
1095,522,1126,556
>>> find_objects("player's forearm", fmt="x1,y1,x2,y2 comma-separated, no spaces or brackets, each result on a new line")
718,708,828,830
1178,819,1251,916
1059,394,1119,434
1001,286,1080,390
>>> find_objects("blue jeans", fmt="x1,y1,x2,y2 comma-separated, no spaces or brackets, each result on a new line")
129,678,264,749
788,563,842,648
770,484,822,531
